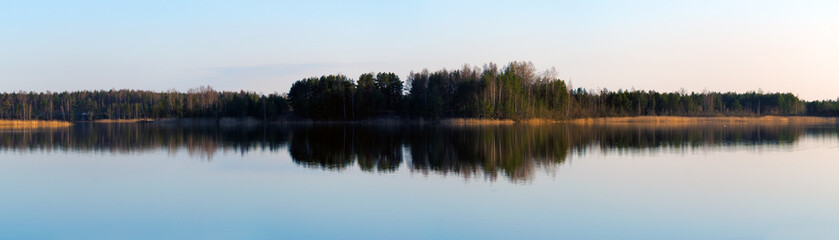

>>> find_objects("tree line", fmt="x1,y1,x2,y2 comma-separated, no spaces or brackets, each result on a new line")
0,86,288,121
288,61,819,120
1,61,837,121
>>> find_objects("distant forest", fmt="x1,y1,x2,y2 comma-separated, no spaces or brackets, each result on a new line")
0,86,288,121
2,61,839,121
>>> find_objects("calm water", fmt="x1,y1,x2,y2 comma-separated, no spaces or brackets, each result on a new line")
1,123,839,239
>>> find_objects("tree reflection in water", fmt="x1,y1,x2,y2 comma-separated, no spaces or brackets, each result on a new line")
0,123,835,182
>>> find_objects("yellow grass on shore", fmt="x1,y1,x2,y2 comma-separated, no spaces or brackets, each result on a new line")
0,120,72,129
516,118,561,124
392,116,837,126
439,118,560,125
440,118,516,125
569,116,839,126
94,118,155,123
3,116,830,128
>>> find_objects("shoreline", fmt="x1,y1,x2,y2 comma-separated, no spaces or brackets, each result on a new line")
568,116,839,125
0,120,73,129
93,118,155,123
275,116,838,125
1,116,837,129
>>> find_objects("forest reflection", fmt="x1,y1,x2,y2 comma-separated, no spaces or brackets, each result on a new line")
0,123,835,182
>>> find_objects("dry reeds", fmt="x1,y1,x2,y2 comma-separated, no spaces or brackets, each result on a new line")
438,118,561,126
569,116,839,126
440,118,516,126
0,120,72,129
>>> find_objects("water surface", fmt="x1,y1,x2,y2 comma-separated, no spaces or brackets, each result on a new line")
1,123,838,239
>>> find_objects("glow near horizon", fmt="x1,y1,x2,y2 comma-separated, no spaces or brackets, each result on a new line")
1,1,837,101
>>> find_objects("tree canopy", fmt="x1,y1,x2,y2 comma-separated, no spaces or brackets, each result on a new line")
0,87,288,121
1,61,835,121
286,61,813,120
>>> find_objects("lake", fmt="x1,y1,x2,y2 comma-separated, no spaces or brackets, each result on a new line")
1,123,838,239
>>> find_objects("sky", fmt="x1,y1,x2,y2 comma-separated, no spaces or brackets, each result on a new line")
1,0,838,100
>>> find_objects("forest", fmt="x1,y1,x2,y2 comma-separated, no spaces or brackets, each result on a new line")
288,61,820,120
0,86,288,121
1,61,837,121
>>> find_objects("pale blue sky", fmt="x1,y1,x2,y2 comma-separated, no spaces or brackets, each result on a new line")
1,0,838,100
